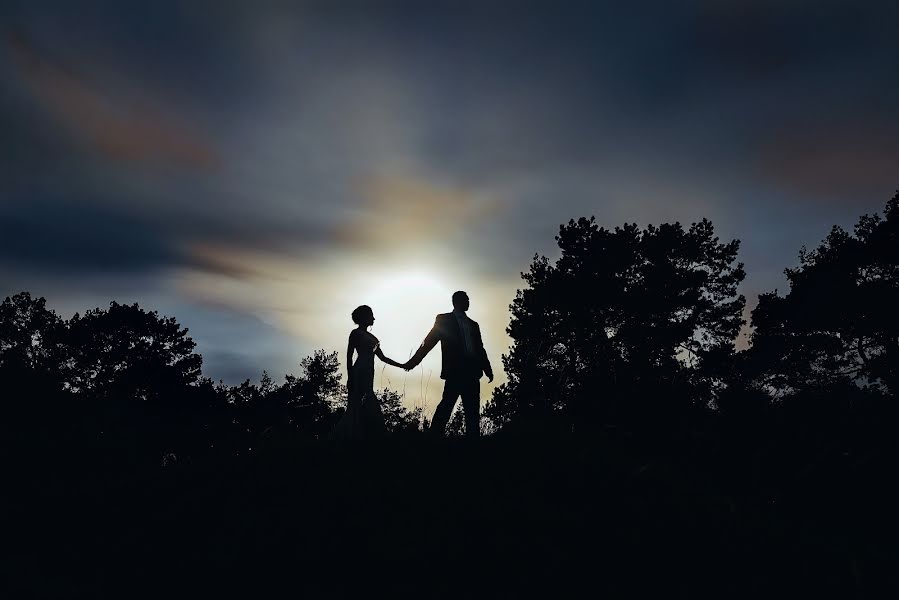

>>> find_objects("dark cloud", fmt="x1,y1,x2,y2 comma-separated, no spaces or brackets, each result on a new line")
4,33,220,169
0,195,178,273
757,122,899,199
0,188,338,280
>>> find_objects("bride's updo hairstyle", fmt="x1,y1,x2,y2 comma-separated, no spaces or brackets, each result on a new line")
351,305,373,325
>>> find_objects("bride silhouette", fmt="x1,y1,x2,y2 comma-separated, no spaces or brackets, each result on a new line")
332,305,404,439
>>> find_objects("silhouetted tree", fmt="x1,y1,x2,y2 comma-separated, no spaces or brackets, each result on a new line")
444,403,495,437
486,216,746,432
378,388,426,435
0,292,65,374
0,292,70,444
65,302,202,399
219,377,267,453
446,404,466,437
278,349,345,437
58,302,210,460
229,350,346,445
0,294,228,460
749,192,899,397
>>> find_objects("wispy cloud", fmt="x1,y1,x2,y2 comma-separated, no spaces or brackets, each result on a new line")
6,32,219,169
334,174,504,250
758,123,899,200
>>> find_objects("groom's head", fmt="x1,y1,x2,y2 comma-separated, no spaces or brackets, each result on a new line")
452,291,470,312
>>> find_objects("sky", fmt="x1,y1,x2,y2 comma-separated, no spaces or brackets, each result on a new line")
1,0,897,411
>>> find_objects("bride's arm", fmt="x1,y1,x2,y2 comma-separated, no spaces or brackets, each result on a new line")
375,347,403,368
346,332,357,382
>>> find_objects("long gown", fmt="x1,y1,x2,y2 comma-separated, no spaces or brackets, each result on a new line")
333,329,385,439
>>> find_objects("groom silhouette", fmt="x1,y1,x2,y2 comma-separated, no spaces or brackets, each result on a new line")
405,291,493,438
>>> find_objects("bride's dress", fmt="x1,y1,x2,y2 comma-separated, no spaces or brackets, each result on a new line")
334,330,385,439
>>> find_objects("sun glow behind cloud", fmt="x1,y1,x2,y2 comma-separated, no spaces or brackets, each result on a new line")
174,238,514,412
363,269,449,357
354,269,452,410
338,266,513,413
289,258,510,413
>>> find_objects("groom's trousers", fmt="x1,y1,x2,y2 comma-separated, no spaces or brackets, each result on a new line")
430,377,480,438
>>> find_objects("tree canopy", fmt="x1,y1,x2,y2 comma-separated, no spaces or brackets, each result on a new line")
486,216,745,431
749,192,899,396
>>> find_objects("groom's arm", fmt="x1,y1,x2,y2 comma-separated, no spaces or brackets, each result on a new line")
480,347,493,383
475,324,494,382
407,316,442,369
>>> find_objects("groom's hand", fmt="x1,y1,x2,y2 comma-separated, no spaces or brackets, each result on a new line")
487,373,494,383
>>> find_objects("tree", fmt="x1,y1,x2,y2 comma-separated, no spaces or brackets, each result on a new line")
486,216,746,431
280,350,345,436
443,402,495,437
379,388,425,435
231,350,346,443
0,292,65,373
0,292,69,442
749,191,899,397
64,301,203,399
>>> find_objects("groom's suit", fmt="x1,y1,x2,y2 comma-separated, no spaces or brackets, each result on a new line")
408,310,493,437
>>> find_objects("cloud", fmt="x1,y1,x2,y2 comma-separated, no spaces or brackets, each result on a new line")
757,123,899,200
334,175,504,251
0,188,338,282
5,32,219,169
0,195,178,274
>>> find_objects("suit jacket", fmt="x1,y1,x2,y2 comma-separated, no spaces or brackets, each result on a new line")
409,312,493,381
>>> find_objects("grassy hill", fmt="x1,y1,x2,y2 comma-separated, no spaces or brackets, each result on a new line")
8,427,898,597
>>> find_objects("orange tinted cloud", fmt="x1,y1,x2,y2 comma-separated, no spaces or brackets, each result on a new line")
759,125,899,199
337,174,504,249
6,32,218,169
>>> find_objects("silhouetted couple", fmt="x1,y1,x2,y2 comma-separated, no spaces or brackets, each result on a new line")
332,291,493,439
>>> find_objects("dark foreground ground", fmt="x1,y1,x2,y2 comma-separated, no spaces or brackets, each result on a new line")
7,428,899,597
